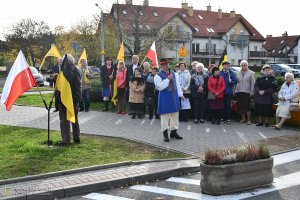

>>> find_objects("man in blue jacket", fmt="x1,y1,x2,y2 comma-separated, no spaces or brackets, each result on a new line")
219,61,236,123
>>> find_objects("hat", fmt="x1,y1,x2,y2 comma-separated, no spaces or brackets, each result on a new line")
160,58,169,65
105,56,113,61
262,64,271,70
212,67,219,74
222,61,230,65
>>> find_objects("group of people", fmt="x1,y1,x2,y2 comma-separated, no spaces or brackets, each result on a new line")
52,53,299,144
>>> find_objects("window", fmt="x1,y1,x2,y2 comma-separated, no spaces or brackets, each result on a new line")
210,28,215,33
139,25,143,29
168,25,173,33
280,40,284,43
153,11,158,17
195,27,199,32
240,29,244,34
122,10,127,15
146,25,151,30
198,15,203,19
263,41,266,45
192,43,200,54
196,43,200,53
182,13,186,18
206,27,212,33
254,46,258,51
192,43,196,54
139,11,144,16
132,24,136,28
176,25,181,32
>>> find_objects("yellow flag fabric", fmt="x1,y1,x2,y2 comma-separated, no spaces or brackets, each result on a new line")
56,56,75,123
78,48,87,68
218,49,228,71
112,42,124,106
179,43,187,57
39,45,62,70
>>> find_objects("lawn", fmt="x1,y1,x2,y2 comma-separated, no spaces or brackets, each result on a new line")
0,125,186,180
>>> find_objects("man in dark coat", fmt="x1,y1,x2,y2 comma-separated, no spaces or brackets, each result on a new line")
50,57,63,112
100,56,117,111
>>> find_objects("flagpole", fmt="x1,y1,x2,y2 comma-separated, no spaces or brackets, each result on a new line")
140,56,147,67
36,85,53,147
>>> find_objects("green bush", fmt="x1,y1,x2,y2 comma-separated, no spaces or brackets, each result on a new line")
90,76,102,102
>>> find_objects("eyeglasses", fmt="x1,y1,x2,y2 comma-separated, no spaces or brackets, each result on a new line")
241,65,247,66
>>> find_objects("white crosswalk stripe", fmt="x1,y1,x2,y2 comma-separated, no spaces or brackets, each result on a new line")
82,193,134,200
166,177,200,185
273,149,300,166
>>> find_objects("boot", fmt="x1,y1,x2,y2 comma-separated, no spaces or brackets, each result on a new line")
138,113,144,119
102,101,109,111
111,103,116,112
131,113,136,119
170,129,183,139
163,130,170,142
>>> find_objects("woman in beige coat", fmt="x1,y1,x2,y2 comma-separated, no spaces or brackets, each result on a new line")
129,66,146,119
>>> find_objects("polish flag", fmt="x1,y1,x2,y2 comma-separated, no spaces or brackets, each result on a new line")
145,41,158,67
1,51,37,111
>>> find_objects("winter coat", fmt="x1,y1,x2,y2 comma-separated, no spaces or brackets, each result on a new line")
129,77,146,103
254,75,277,105
177,69,191,94
100,64,116,88
208,75,226,99
278,80,299,105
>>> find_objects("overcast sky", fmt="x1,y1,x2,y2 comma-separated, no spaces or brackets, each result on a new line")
0,0,298,40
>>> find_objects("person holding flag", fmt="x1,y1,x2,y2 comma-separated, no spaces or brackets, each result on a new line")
79,59,94,112
56,54,82,145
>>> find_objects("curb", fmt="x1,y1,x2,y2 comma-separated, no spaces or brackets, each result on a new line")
0,159,200,200
0,157,197,186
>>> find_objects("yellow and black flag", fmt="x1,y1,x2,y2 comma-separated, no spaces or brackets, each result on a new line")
218,49,228,71
55,55,75,123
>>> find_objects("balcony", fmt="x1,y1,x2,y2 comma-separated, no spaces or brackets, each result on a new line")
162,30,191,41
192,49,224,57
249,51,267,58
229,34,249,48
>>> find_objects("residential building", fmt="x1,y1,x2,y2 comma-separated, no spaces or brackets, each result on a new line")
107,1,266,67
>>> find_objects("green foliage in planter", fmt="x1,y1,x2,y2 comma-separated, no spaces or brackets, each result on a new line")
204,143,270,165
90,77,102,101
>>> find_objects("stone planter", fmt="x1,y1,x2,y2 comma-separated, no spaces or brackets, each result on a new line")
200,157,274,195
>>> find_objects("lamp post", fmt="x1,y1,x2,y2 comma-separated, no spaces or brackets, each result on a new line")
95,3,105,66
71,41,80,64
284,31,288,64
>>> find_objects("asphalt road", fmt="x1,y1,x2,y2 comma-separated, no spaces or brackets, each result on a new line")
62,150,300,200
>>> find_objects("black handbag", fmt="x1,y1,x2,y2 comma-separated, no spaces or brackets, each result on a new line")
271,93,279,104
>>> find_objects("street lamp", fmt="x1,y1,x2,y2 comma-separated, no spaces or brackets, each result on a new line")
284,31,288,64
95,3,105,66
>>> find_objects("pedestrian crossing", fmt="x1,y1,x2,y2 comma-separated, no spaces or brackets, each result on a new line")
81,149,300,200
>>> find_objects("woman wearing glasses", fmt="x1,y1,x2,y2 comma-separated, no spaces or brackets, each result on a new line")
235,60,255,125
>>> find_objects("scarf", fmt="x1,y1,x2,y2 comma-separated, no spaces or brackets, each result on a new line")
193,73,204,87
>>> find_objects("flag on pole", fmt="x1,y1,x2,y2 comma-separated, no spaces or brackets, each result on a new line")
56,55,75,123
218,49,228,71
111,42,124,106
1,51,37,111
77,48,87,67
39,45,62,70
145,41,158,67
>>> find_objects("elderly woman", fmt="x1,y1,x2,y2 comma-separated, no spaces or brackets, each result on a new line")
254,65,277,127
129,66,146,119
177,62,192,122
274,73,299,129
235,60,255,125
190,63,208,123
208,67,226,124
190,61,198,75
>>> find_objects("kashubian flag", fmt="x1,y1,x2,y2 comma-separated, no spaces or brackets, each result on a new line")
112,42,124,106
218,49,228,71
78,48,87,67
39,45,62,70
56,55,75,123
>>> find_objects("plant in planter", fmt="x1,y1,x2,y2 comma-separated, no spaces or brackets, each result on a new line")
201,144,273,195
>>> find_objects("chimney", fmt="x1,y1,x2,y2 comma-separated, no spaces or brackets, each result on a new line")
218,8,222,19
188,6,194,16
207,3,211,12
266,34,273,38
182,2,188,9
230,10,236,17
143,0,149,6
125,0,132,5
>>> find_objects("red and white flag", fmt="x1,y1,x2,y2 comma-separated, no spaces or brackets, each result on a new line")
1,50,37,111
145,41,158,67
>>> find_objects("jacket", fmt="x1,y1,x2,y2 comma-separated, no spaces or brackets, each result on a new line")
278,80,299,105
208,75,226,99
126,63,142,88
129,77,146,103
219,69,237,94
81,66,94,90
254,75,277,105
235,69,255,95
176,69,191,94
190,72,208,98
100,64,116,88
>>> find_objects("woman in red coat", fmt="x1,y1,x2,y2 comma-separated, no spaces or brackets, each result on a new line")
208,67,226,125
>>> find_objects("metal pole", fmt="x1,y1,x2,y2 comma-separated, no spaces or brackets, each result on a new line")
208,36,211,65
101,9,105,66
285,31,288,64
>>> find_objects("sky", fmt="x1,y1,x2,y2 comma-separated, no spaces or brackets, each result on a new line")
0,0,298,40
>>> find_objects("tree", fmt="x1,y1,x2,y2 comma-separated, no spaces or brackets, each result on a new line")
5,19,54,67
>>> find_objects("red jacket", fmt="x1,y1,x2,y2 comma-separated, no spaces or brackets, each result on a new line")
208,76,226,99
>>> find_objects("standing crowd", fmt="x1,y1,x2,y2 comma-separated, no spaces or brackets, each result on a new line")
51,54,299,144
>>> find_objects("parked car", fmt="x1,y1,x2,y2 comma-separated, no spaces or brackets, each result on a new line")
230,66,241,75
29,67,44,86
268,64,299,77
287,64,300,75
90,66,100,76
